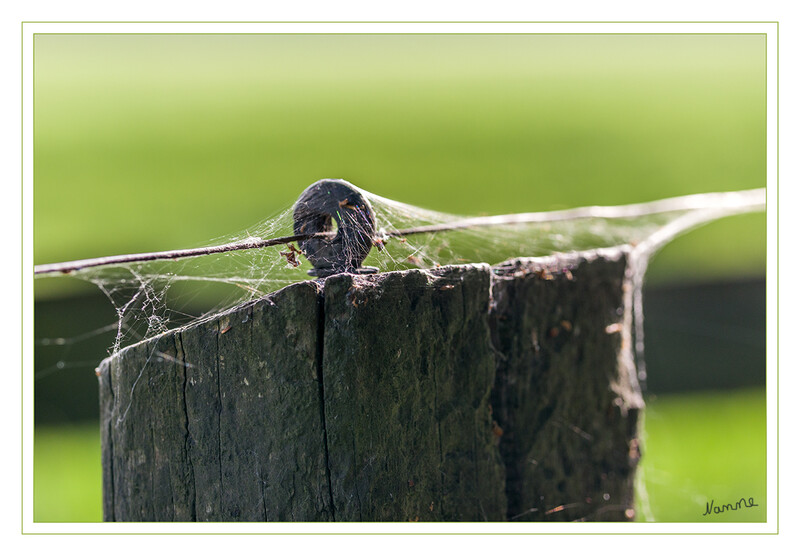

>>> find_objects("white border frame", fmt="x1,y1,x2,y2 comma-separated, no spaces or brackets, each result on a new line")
20,21,779,536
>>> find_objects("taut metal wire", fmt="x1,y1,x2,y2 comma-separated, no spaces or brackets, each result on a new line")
34,187,766,276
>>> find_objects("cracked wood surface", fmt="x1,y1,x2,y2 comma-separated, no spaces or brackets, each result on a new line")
321,266,506,521
99,281,331,521
98,247,643,522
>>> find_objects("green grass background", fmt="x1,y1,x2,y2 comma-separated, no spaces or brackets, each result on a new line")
32,33,768,523
33,34,766,292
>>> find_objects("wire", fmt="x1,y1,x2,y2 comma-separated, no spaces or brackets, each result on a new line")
34,232,330,275
33,188,765,276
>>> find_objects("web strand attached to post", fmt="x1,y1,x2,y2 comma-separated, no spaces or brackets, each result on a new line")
35,185,765,355
35,187,765,276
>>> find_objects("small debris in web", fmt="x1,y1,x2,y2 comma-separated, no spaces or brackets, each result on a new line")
279,244,303,268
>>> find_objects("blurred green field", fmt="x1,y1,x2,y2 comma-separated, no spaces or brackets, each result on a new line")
33,388,766,523
32,33,768,524
34,424,103,522
33,33,766,299
637,388,766,522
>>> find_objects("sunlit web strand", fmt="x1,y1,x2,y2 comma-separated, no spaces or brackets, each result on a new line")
33,188,765,276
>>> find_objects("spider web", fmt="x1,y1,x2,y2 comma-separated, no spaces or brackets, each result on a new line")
38,184,764,358
34,183,764,523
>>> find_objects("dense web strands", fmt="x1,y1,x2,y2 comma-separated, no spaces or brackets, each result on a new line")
34,180,765,354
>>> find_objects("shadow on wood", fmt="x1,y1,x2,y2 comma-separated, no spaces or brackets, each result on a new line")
98,246,643,522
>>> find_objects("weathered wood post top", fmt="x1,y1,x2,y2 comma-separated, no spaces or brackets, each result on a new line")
97,179,644,522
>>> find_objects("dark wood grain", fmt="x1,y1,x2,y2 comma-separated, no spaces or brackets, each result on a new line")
98,247,643,522
489,248,643,521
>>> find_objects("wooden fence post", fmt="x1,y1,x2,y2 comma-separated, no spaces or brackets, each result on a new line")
97,245,643,522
